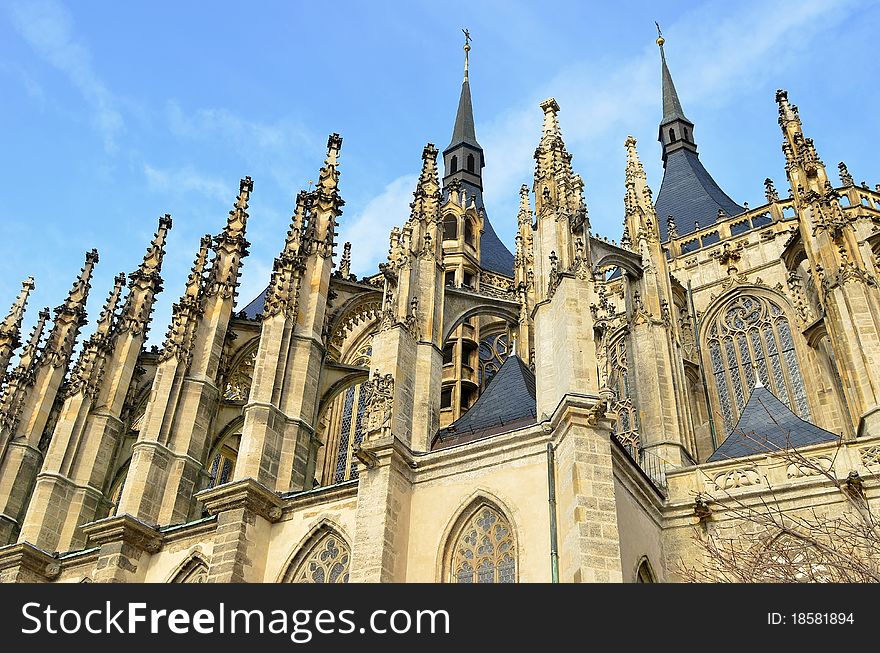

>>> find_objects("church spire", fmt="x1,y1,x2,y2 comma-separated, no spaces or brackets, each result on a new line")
655,25,696,164
443,29,484,189
0,277,35,382
652,28,743,240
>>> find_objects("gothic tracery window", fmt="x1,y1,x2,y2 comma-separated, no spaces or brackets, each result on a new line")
288,531,351,584
608,335,639,450
705,294,810,433
323,341,372,485
223,347,257,401
172,558,208,583
478,332,509,390
449,504,516,584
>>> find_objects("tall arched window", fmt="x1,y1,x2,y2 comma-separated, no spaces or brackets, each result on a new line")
466,153,475,172
704,293,810,432
448,503,516,583
608,334,639,450
286,530,351,583
636,558,655,583
443,215,458,241
450,155,458,173
668,127,675,142
464,218,475,246
331,342,372,483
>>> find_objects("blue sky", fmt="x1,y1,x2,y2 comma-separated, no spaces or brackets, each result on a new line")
2,0,879,348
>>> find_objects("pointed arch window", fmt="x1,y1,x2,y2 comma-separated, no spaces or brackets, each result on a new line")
465,217,475,246
172,557,208,583
223,347,257,401
286,531,351,584
636,558,655,583
448,504,516,583
608,335,639,450
466,153,475,172
668,128,675,142
451,155,458,173
324,341,372,484
704,293,810,433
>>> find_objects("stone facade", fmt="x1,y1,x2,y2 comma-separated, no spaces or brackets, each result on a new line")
1,36,879,584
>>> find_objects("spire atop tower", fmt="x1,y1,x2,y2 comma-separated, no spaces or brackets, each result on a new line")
653,30,743,240
446,34,481,154
656,24,690,126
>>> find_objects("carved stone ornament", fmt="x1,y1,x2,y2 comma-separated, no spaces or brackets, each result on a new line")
361,372,394,439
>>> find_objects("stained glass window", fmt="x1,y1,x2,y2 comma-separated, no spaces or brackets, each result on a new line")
608,336,639,450
450,505,516,584
206,444,237,489
328,341,373,484
290,532,351,584
704,294,811,433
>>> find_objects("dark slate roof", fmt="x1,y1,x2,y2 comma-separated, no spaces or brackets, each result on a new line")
660,44,689,125
447,180,515,277
240,287,268,320
446,78,482,151
654,148,744,240
707,383,838,462
432,353,536,450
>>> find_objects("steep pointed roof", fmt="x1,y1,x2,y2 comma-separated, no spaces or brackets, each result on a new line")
447,76,482,151
653,32,743,240
432,353,536,450
659,39,689,125
707,383,838,462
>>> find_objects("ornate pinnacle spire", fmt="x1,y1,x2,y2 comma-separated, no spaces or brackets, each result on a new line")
410,143,441,223
161,235,211,362
0,307,49,425
42,250,99,368
625,135,646,180
206,178,252,298
338,242,352,278
838,162,854,187
775,89,799,125
539,98,562,141
318,134,343,195
1,277,35,345
119,214,171,337
764,178,779,203
17,308,50,374
66,273,126,399
518,184,532,225
95,273,126,338
187,235,212,301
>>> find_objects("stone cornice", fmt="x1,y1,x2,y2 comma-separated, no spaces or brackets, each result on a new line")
195,477,284,523
0,542,60,579
80,514,162,553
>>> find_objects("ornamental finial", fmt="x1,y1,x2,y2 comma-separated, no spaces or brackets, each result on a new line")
655,21,664,47
462,28,472,80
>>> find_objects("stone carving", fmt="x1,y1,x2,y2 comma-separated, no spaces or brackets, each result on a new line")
711,466,762,491
786,455,833,479
360,372,394,439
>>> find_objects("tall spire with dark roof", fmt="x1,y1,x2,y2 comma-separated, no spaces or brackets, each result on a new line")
653,26,743,240
441,30,514,277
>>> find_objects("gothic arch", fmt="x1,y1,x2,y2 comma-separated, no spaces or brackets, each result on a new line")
169,551,209,583
699,287,813,433
278,520,352,583
437,490,521,583
442,301,519,345
326,293,382,361
221,336,260,402
634,556,656,583
593,253,642,279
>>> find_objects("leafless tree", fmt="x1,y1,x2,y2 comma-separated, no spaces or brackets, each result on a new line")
677,407,879,583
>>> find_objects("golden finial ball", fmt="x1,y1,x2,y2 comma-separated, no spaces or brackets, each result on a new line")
656,35,665,47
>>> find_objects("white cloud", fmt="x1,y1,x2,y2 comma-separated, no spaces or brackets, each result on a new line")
144,163,229,202
8,0,123,152
337,174,418,278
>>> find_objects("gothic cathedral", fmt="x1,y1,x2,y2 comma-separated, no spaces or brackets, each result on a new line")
1,33,879,583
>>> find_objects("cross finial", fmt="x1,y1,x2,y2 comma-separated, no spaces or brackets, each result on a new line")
462,28,471,79
655,21,664,47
